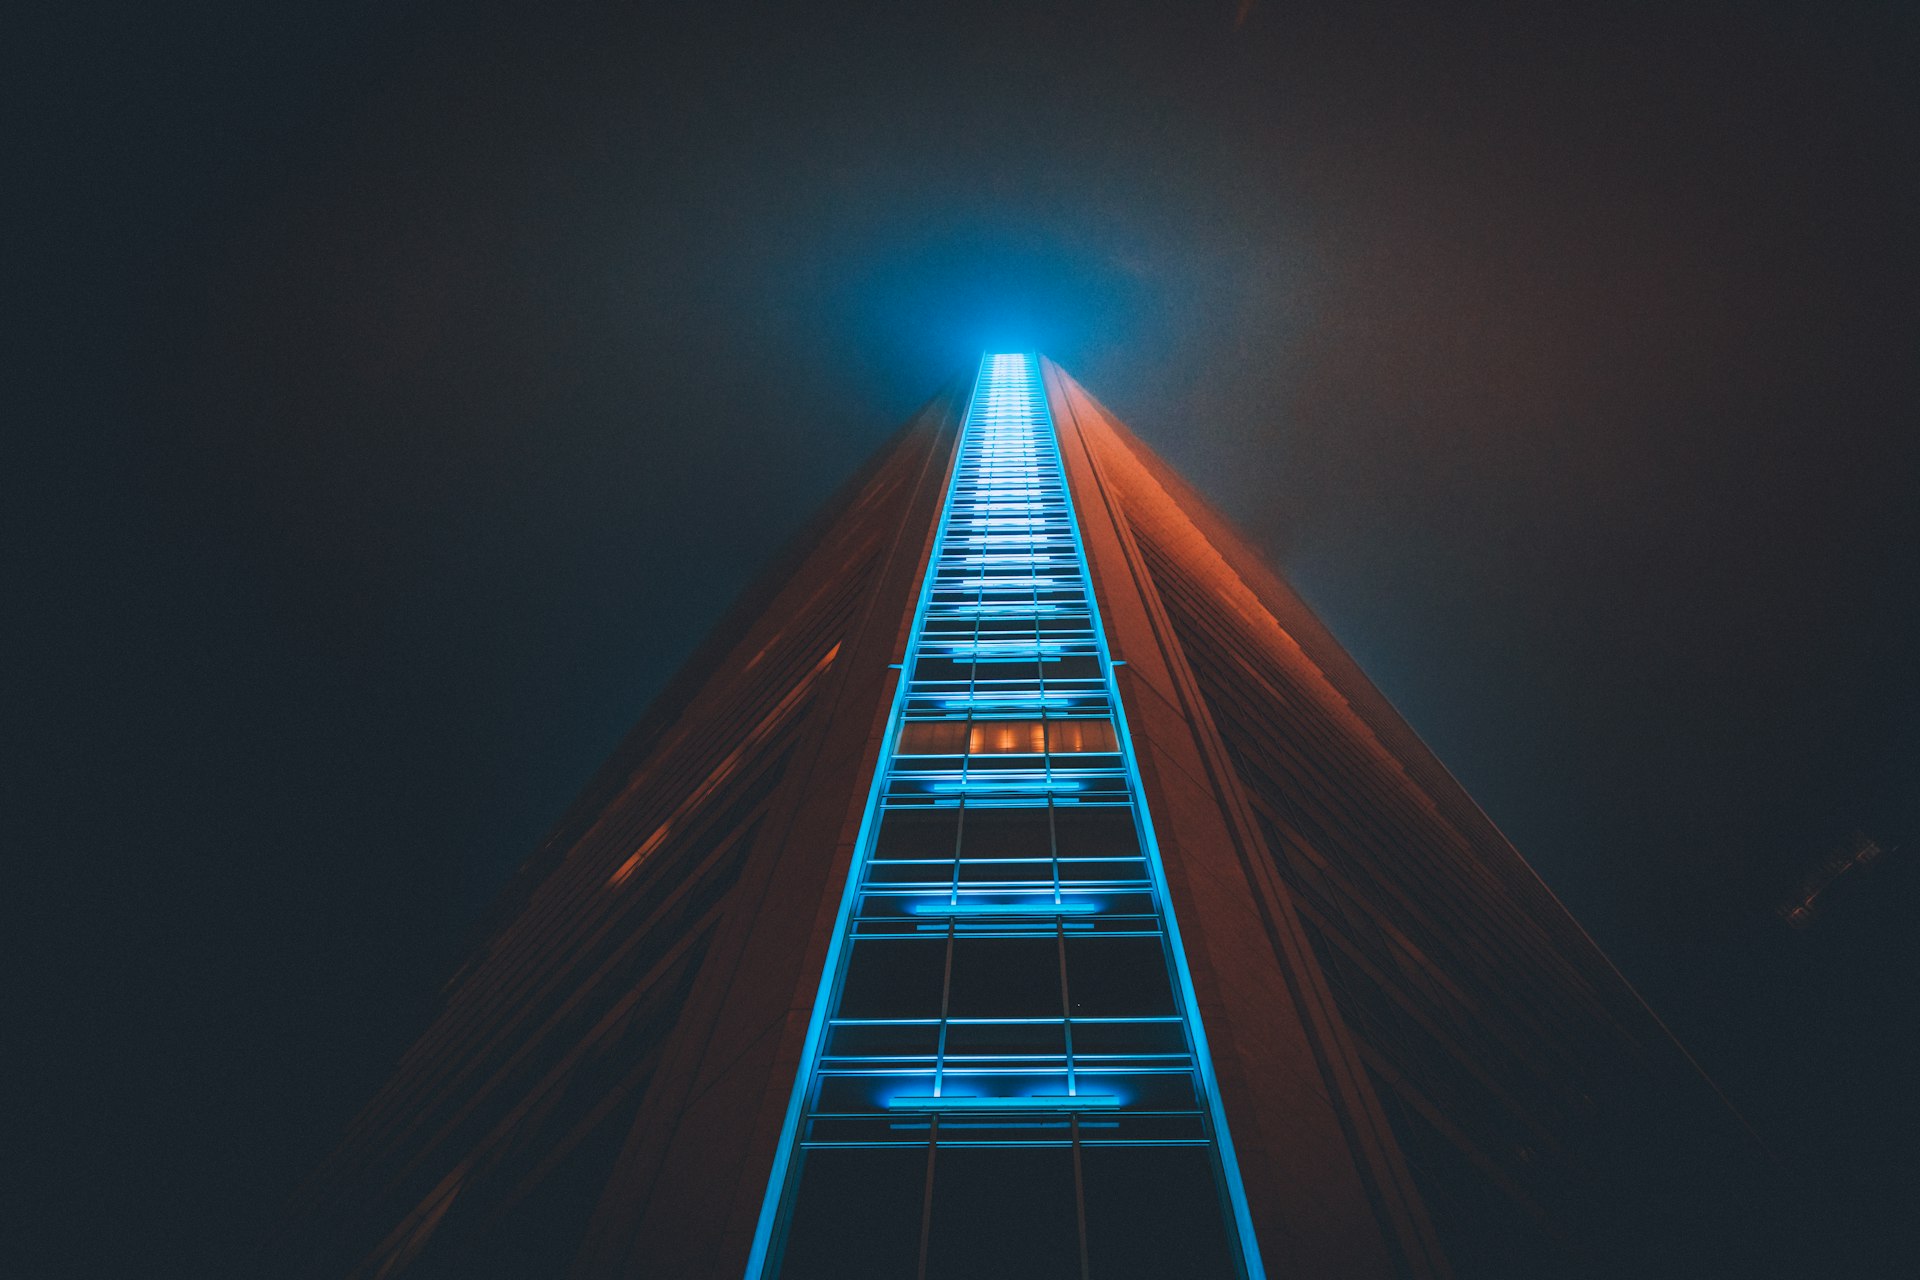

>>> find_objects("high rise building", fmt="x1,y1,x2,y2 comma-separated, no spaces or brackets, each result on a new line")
277,355,1774,1279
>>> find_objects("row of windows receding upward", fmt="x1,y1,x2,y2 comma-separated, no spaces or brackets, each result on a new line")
897,718,1119,757
753,355,1256,1279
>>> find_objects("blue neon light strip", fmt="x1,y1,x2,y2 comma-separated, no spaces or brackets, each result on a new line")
909,900,1098,916
889,1093,1120,1110
743,354,1266,1279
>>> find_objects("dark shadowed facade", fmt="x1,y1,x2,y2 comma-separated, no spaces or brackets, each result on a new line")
276,356,1777,1279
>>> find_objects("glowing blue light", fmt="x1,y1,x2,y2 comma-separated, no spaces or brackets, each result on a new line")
888,1093,1120,1110
909,900,1098,916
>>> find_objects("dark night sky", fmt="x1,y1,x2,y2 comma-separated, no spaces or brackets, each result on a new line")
14,2,1918,1275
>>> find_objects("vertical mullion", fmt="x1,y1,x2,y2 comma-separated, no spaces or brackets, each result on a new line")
916,1116,939,1280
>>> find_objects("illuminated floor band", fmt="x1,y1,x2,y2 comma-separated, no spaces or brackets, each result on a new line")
747,354,1265,1279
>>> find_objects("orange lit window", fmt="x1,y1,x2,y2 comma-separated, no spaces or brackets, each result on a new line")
897,721,970,755
899,718,1121,755
967,720,1047,754
1045,719,1118,753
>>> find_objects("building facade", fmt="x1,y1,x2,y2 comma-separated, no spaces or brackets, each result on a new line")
277,355,1773,1279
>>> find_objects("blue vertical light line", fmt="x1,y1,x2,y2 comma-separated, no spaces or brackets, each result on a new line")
1033,356,1268,1279
741,359,988,1280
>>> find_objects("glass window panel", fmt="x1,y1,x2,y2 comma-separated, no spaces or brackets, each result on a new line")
899,721,971,755
875,809,960,859
854,892,938,918
1057,858,1150,884
805,1114,926,1145
1052,807,1141,858
1076,1070,1199,1112
865,860,955,884
826,1022,940,1059
960,754,1051,773
1069,1019,1189,1056
837,939,947,1018
1068,890,1156,916
890,753,964,774
814,1072,923,1115
924,1146,1080,1280
956,859,1055,883
1040,655,1103,680
946,937,1062,1018
967,720,1047,754
960,808,1053,858
1081,1146,1238,1280
1046,719,1118,753
779,1146,928,1280
932,1069,1072,1106
913,656,976,683
1065,936,1177,1017
1078,1114,1210,1144
942,1020,1067,1058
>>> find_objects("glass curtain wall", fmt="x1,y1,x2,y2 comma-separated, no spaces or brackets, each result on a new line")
749,354,1262,1280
